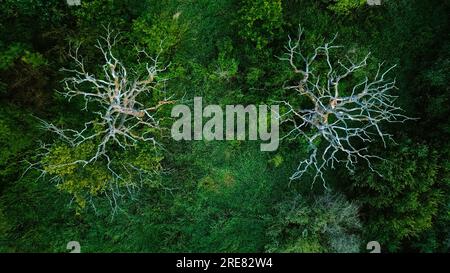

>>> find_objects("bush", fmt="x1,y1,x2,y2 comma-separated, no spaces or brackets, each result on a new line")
266,192,362,253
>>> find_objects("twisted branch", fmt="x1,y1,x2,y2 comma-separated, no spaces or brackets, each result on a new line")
26,27,175,211
278,27,415,187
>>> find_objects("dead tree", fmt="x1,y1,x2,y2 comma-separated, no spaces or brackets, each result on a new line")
278,27,414,187
25,27,174,211
50,28,173,166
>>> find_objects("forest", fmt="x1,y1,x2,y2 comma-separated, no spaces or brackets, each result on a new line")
0,0,449,253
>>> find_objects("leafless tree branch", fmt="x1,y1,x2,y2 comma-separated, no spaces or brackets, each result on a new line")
26,27,174,212
277,27,416,188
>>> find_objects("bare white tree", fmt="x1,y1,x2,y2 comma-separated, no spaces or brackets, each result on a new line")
43,27,173,170
24,27,175,212
278,27,415,187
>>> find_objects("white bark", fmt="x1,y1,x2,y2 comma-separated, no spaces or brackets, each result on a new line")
278,27,415,187
25,27,174,211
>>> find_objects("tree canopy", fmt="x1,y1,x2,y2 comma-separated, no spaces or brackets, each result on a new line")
0,0,448,253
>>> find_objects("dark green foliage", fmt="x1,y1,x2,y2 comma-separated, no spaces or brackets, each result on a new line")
266,192,362,253
0,0,448,253
350,139,447,252
0,106,38,188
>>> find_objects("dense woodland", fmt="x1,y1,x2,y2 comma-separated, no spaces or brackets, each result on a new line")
0,0,449,253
